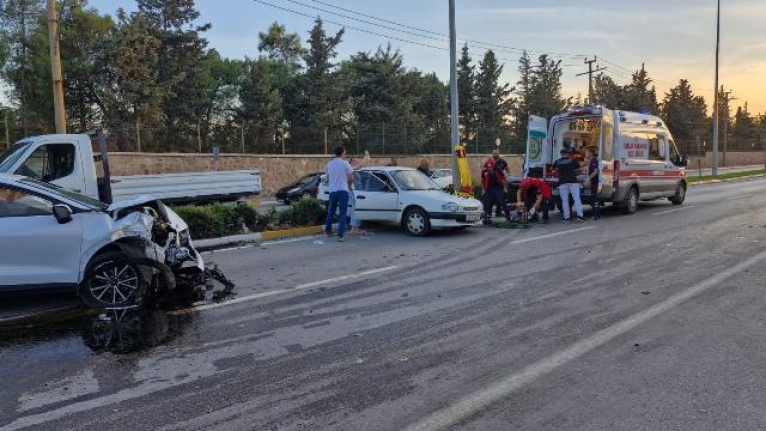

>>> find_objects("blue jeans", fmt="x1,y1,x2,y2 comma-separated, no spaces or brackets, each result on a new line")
559,183,583,219
325,190,350,237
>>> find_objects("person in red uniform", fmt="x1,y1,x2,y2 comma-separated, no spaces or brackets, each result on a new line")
516,176,553,223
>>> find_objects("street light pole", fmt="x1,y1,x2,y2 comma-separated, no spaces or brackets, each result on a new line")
448,0,459,190
711,0,721,175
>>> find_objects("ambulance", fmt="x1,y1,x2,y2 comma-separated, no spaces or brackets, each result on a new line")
524,106,689,214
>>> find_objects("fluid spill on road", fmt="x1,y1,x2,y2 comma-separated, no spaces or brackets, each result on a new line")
0,305,194,355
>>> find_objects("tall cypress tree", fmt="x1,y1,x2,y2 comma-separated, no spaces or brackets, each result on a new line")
456,43,476,143
475,49,514,148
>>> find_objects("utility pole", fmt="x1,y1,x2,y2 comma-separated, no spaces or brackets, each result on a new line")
448,0,459,190
3,109,9,150
721,89,737,167
711,0,721,175
577,56,606,104
47,0,66,133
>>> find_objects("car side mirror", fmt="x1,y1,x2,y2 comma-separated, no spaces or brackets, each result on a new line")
671,154,688,167
53,204,73,224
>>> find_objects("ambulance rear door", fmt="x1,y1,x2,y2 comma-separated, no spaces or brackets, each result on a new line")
525,115,549,178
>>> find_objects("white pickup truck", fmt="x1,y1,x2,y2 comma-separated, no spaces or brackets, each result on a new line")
0,132,261,204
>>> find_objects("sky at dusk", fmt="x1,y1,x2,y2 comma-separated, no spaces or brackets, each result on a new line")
13,0,766,115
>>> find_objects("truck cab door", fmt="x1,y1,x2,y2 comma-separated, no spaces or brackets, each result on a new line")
12,142,87,194
525,115,549,177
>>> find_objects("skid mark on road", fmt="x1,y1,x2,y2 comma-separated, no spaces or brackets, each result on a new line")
405,248,766,431
170,266,399,315
510,226,594,244
652,205,696,216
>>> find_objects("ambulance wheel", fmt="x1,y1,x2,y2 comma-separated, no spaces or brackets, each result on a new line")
669,183,686,205
622,187,639,214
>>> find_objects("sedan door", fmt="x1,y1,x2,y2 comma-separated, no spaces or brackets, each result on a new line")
0,185,83,289
353,171,400,222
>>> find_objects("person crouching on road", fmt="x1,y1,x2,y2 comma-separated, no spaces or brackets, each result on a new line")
480,157,511,224
517,176,553,223
324,145,354,241
554,147,585,223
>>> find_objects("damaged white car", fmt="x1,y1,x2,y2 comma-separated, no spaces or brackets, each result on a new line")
0,174,234,307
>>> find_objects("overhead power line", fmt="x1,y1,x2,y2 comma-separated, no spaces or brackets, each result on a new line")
301,0,591,59
252,0,449,51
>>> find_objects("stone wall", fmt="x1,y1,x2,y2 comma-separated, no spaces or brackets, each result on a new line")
105,151,764,196
107,152,525,196
689,151,766,170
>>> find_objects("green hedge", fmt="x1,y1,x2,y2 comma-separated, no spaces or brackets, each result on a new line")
172,197,327,239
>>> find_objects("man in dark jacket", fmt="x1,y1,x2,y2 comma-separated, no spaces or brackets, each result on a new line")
480,157,511,224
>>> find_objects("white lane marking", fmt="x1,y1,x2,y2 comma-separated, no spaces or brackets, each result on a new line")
405,248,766,431
652,205,696,216
176,266,399,313
201,234,327,255
510,226,594,245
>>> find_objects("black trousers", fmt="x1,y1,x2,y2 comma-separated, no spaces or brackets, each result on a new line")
590,182,601,218
482,187,510,218
524,192,551,221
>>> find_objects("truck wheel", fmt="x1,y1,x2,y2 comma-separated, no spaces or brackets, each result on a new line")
403,208,431,237
622,187,639,214
80,252,148,308
669,183,686,205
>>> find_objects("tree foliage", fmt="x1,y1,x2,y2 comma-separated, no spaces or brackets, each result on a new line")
3,2,754,155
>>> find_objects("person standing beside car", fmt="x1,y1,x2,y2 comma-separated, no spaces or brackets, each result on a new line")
347,157,366,235
324,145,354,241
554,148,585,223
585,148,602,220
480,157,511,224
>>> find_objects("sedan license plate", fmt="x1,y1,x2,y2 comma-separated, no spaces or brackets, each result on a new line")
466,214,480,222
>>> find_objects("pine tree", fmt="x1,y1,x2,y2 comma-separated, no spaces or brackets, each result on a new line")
293,17,345,151
660,79,707,141
529,54,567,120
510,51,533,148
475,49,514,149
623,63,658,112
592,73,624,109
456,43,476,143
732,102,756,140
136,0,211,149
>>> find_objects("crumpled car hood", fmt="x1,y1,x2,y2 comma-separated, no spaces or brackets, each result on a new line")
108,195,188,233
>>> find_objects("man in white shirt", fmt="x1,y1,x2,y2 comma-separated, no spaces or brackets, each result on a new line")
324,145,354,241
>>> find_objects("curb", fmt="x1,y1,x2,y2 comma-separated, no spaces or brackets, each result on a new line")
261,225,324,241
194,225,325,251
689,173,766,187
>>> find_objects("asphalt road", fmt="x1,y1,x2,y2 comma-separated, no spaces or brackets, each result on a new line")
2,178,766,431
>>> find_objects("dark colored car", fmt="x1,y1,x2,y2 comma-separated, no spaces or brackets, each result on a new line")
275,172,323,204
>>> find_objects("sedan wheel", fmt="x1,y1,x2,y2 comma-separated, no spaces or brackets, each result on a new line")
403,208,431,237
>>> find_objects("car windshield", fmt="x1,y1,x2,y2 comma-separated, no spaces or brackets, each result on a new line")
0,141,31,173
297,174,317,185
20,178,107,211
391,170,441,191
